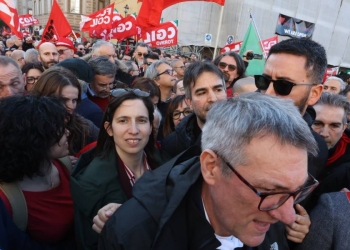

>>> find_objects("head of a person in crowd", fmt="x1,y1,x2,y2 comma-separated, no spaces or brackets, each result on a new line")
24,48,39,64
14,36,23,48
213,51,246,88
0,95,69,183
37,42,59,70
0,56,25,98
257,38,326,115
55,37,76,62
171,59,185,79
190,53,197,62
183,61,227,129
31,66,82,114
232,76,257,96
312,93,349,149
21,62,44,91
201,93,319,247
124,60,139,76
88,56,116,98
164,54,171,61
145,60,177,100
133,42,150,65
179,54,187,64
171,79,185,97
163,94,193,137
5,36,15,48
121,54,131,61
152,48,161,57
131,77,161,106
10,49,25,69
143,53,159,72
4,48,12,57
57,58,94,88
323,76,346,95
91,40,116,63
94,91,155,162
76,43,85,55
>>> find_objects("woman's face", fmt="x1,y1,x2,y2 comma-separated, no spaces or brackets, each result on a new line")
173,100,192,127
60,85,79,114
25,68,42,91
105,99,152,159
49,129,70,159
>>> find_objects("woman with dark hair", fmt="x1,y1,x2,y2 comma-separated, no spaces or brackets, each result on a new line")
131,77,160,106
0,95,75,247
162,95,193,138
31,66,99,163
71,90,158,249
21,62,44,91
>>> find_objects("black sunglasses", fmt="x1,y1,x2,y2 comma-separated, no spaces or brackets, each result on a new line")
57,48,70,55
254,75,316,96
110,88,150,97
137,52,148,57
156,69,174,77
218,62,237,71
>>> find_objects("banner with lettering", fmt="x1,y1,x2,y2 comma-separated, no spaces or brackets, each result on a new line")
142,21,178,48
19,14,39,28
275,14,315,38
109,15,138,40
220,36,278,55
80,3,114,32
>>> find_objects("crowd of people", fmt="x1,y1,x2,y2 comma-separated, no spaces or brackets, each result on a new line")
0,34,349,250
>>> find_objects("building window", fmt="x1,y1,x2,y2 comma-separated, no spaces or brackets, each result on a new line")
39,0,42,14
70,0,81,14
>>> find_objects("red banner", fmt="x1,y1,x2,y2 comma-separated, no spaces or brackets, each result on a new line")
0,0,22,38
109,15,138,40
80,3,114,32
220,36,278,55
19,14,39,28
142,21,178,48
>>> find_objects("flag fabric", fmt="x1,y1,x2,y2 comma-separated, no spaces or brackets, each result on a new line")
41,0,72,42
142,21,178,47
19,14,39,28
239,21,265,76
110,15,138,40
137,0,225,29
0,0,22,38
80,3,114,32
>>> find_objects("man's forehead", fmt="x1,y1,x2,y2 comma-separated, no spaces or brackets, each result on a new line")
157,63,171,71
314,104,345,119
324,80,341,87
136,46,148,52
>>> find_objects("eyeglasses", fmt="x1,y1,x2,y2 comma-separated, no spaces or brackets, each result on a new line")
110,88,150,97
173,66,185,70
173,109,193,120
137,52,148,57
216,153,319,211
17,57,24,62
157,69,174,77
218,62,237,71
26,76,40,84
98,83,114,90
254,75,317,96
57,48,70,55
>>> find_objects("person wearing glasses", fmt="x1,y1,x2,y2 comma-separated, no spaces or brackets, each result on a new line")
21,62,44,92
171,59,186,79
142,52,159,73
132,42,149,76
0,56,26,99
71,90,158,250
213,51,246,97
76,43,86,56
54,37,76,62
256,38,328,198
99,93,319,250
37,42,59,70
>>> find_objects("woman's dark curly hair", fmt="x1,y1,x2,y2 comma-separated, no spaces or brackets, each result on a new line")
0,95,69,183
95,92,157,166
162,95,188,138
31,66,90,154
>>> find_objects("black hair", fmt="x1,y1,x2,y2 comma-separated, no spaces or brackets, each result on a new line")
213,51,246,85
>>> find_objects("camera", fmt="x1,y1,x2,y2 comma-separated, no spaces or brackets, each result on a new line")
245,51,263,60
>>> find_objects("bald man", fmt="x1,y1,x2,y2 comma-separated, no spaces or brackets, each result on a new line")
233,76,257,96
37,42,59,70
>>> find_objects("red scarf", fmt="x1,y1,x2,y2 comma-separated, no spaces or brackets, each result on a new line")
326,133,350,166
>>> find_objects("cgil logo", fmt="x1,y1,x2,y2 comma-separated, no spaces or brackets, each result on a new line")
111,21,133,33
144,27,176,43
90,7,113,27
19,16,36,25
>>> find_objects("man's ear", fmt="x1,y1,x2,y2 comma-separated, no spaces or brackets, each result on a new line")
185,97,193,109
200,149,220,186
307,84,323,106
104,121,113,136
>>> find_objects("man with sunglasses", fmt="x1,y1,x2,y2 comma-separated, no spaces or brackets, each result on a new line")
142,53,159,73
99,93,319,250
133,42,149,76
256,38,329,186
54,37,76,62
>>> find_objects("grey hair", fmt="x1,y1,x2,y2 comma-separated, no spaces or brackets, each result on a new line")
145,59,169,80
153,107,162,127
91,40,114,56
88,56,116,76
0,56,21,74
24,48,39,64
315,92,350,124
135,42,150,51
78,79,88,94
202,92,318,175
170,59,182,68
124,60,135,74
10,50,25,62
324,76,346,92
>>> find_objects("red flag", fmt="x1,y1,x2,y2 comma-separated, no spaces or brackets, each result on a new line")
41,0,72,42
142,21,178,48
80,3,114,32
109,15,138,41
0,0,22,38
137,0,225,29
19,14,39,28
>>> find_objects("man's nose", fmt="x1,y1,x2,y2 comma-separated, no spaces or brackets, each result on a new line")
267,197,296,225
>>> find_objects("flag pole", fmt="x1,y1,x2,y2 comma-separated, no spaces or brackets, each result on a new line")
213,5,225,59
249,11,266,59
